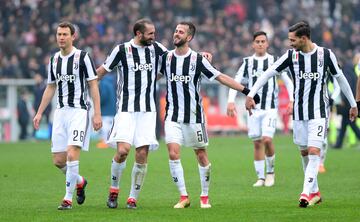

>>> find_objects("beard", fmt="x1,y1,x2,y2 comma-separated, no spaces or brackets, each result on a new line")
140,38,153,46
174,38,186,47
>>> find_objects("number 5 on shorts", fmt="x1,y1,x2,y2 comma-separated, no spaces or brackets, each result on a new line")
196,130,203,142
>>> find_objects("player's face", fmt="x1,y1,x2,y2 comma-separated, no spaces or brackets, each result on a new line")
288,32,305,51
173,24,191,47
56,27,74,50
139,24,155,46
252,35,268,56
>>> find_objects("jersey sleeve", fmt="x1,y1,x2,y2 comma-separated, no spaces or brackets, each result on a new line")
327,49,343,77
200,56,221,81
84,53,97,81
47,56,56,84
102,45,123,72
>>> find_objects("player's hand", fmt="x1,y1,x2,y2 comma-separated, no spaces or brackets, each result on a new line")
287,101,294,115
227,102,237,117
349,107,358,122
201,52,213,63
33,113,42,130
92,114,102,131
245,96,255,116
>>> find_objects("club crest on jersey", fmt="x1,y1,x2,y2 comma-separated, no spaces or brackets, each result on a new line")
74,62,79,70
170,73,192,84
318,48,324,67
150,49,155,58
132,62,153,71
190,63,196,71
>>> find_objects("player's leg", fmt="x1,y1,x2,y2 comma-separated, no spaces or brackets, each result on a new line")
248,110,265,187
126,112,159,209
262,109,277,187
165,120,189,208
52,152,67,174
106,112,135,208
127,145,149,209
187,123,211,208
299,119,326,208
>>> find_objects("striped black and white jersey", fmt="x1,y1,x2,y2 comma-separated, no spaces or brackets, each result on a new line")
228,53,279,110
160,49,221,124
48,47,97,110
102,39,167,112
252,44,344,120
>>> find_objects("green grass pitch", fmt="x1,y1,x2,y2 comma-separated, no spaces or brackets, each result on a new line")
1,135,359,222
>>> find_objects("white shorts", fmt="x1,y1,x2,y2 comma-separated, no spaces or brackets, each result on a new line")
107,112,158,150
247,109,277,140
293,118,328,149
51,107,91,153
165,120,209,148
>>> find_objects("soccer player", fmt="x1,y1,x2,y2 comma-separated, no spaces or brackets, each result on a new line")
227,31,294,187
33,21,102,210
159,21,260,208
245,21,358,208
356,55,360,114
96,19,168,209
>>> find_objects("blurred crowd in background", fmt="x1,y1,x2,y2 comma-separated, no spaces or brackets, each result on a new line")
1,0,360,79
1,0,360,144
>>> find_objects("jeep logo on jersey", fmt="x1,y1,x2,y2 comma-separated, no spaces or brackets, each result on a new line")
56,73,76,82
169,73,192,84
298,71,320,80
132,63,153,71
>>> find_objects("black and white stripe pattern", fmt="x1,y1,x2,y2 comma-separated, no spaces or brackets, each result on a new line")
237,53,278,110
102,39,167,112
273,44,341,120
160,49,221,123
48,47,97,110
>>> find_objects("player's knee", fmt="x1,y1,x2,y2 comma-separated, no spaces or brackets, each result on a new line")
168,149,180,160
262,137,273,147
53,159,66,169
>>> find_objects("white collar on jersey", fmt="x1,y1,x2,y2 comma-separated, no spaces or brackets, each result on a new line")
253,52,270,60
173,48,192,58
59,46,77,59
299,43,318,56
130,39,148,48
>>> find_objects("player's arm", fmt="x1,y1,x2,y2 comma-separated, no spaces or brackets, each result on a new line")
33,83,56,130
227,62,246,117
280,72,294,115
96,66,108,80
88,79,102,130
328,50,358,120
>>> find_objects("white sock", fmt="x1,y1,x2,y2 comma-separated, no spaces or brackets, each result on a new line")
302,155,320,196
265,155,275,174
110,158,127,190
64,160,79,201
60,165,82,185
320,142,327,165
129,162,147,200
198,163,211,196
254,160,265,179
311,177,319,193
169,159,188,196
301,155,309,173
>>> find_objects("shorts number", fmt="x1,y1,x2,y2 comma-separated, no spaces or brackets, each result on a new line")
73,130,85,142
268,118,276,128
196,130,203,142
317,126,323,137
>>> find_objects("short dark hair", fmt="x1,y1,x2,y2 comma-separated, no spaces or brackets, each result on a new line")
289,21,311,38
253,31,267,41
178,21,196,40
58,21,75,35
133,18,153,36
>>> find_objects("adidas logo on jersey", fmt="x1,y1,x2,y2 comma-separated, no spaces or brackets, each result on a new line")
298,71,320,80
57,73,76,82
132,62,153,71
170,73,192,84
